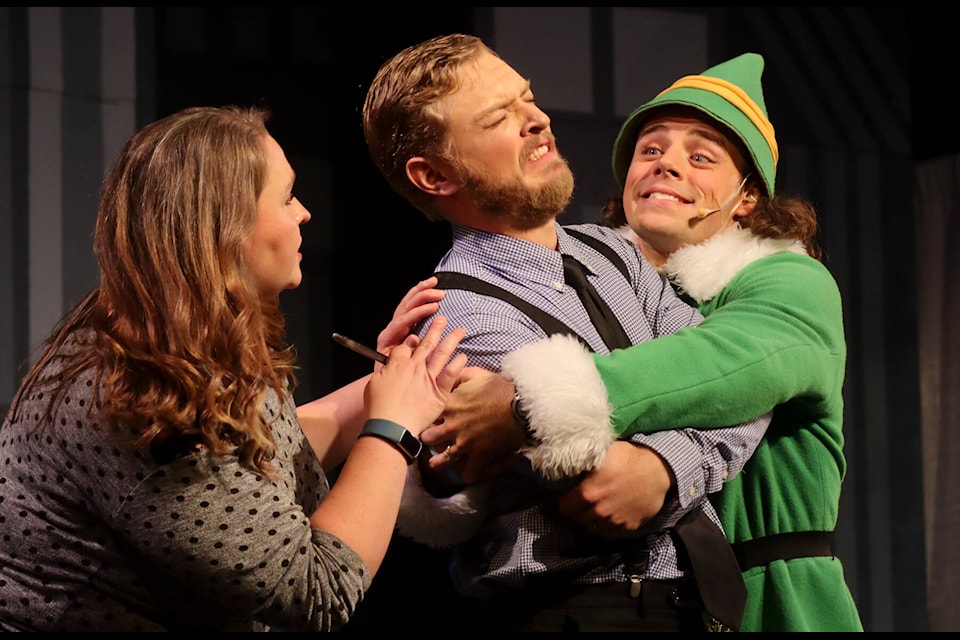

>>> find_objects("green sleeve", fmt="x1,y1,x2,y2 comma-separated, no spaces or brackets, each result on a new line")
595,253,846,435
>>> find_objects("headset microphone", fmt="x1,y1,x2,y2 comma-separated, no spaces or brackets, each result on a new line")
696,175,751,218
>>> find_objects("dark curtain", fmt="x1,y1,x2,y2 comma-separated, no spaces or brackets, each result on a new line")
914,155,960,632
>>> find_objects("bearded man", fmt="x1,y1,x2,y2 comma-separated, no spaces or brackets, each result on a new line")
360,33,769,632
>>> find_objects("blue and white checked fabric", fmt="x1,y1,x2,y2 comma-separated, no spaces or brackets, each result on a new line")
418,222,768,597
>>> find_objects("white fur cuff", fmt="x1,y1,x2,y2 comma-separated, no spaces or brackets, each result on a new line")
501,333,613,480
394,463,490,548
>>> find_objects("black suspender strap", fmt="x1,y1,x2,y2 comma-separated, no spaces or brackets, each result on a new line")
434,227,633,347
563,227,630,282
433,271,590,347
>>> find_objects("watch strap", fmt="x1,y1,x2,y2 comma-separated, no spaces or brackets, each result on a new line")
511,390,539,445
359,418,422,465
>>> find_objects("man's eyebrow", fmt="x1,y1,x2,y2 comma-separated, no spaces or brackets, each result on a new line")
472,79,533,122
639,122,667,137
690,127,731,149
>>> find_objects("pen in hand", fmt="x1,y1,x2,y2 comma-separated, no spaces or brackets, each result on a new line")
332,333,388,364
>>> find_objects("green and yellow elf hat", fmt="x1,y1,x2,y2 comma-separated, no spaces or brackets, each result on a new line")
612,52,778,197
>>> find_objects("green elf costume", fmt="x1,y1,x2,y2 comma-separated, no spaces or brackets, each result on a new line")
500,53,864,631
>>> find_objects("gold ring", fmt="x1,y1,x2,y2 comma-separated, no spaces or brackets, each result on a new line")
444,444,462,462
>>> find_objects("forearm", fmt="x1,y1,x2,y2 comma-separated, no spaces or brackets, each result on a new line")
297,374,371,470
597,331,813,434
603,258,844,433
511,258,843,446
309,435,409,575
630,413,769,531
642,413,767,504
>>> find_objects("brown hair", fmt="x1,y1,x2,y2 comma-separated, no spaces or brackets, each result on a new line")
362,33,495,221
9,106,297,476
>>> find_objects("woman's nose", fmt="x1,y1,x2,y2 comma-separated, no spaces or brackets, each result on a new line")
296,199,311,223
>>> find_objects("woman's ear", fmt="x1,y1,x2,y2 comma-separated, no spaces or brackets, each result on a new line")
406,156,459,196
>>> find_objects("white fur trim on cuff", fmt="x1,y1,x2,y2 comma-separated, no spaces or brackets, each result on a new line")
394,463,490,548
501,333,613,480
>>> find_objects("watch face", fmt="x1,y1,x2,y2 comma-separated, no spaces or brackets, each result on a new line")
400,429,423,461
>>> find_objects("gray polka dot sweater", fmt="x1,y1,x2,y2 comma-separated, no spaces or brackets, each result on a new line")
0,353,371,631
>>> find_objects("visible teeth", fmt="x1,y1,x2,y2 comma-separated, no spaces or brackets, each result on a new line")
647,192,680,202
529,145,547,161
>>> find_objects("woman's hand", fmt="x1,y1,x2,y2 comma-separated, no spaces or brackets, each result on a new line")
365,315,466,437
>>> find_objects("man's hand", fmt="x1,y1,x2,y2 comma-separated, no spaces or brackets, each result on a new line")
556,441,676,539
418,367,525,484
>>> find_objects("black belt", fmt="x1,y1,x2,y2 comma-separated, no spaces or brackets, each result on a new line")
731,531,834,571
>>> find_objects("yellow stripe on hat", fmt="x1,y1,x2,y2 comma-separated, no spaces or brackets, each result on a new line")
657,75,779,165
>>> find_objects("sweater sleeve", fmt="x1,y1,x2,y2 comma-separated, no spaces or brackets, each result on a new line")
508,253,845,448
602,253,845,434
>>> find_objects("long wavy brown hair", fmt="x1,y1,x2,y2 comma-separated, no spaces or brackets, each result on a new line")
8,106,298,476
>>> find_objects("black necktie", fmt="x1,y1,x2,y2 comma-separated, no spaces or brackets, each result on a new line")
561,254,631,351
563,254,746,630
673,508,748,631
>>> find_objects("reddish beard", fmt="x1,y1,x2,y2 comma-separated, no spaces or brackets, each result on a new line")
455,154,575,229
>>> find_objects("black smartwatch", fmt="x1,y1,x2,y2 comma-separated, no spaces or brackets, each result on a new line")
359,419,422,465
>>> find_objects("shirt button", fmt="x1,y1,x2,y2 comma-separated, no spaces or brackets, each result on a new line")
689,485,697,497
552,281,564,291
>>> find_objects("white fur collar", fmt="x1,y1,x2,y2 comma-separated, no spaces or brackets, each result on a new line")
663,224,807,305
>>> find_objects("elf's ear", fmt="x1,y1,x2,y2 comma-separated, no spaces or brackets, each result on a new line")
406,156,460,196
734,189,760,220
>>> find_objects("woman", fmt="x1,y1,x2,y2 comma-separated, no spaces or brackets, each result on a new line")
0,106,465,631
